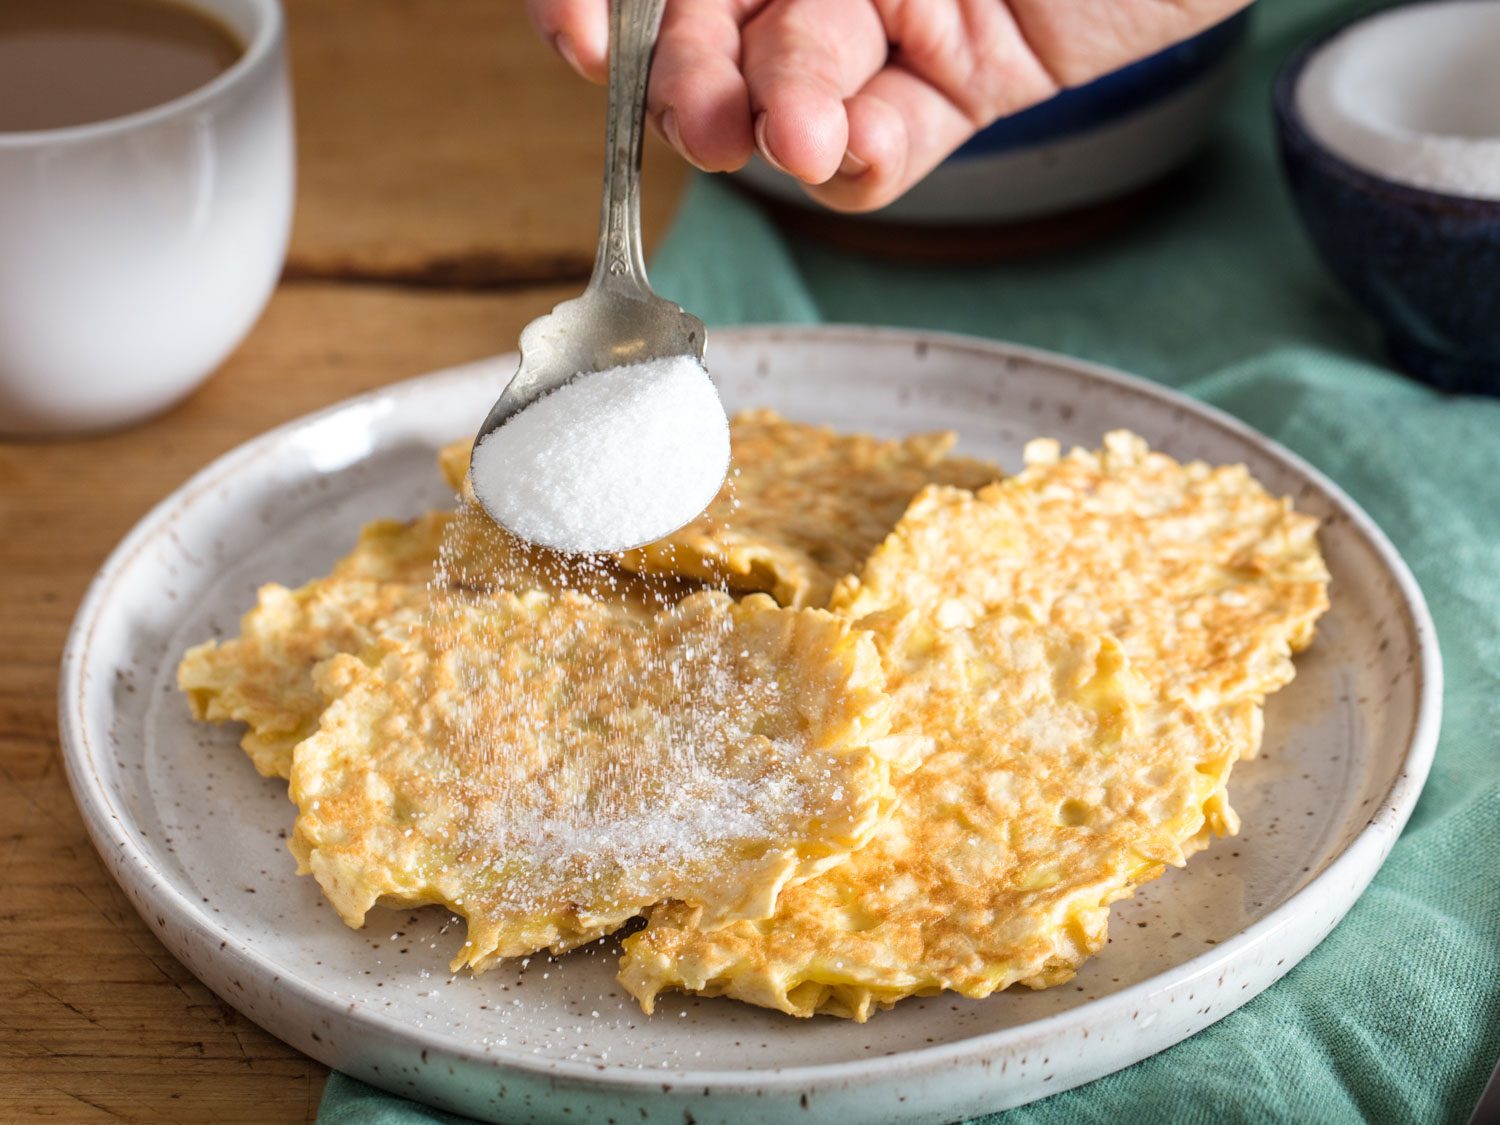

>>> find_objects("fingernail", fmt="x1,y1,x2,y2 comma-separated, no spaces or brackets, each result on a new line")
838,149,869,177
754,113,792,175
660,108,708,172
554,32,583,75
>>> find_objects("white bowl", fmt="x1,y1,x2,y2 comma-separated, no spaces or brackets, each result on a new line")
59,327,1439,1122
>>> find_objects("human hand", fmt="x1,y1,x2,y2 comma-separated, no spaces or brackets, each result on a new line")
526,0,1250,212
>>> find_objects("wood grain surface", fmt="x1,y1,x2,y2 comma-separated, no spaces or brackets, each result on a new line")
286,0,688,286
1,1,692,1119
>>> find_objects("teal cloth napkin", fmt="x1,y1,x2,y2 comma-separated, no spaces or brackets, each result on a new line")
320,2,1500,1120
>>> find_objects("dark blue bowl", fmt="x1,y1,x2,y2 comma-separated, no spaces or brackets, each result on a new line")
1273,8,1500,396
957,8,1252,159
737,8,1252,236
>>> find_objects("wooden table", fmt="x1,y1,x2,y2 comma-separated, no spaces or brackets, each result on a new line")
0,3,689,1119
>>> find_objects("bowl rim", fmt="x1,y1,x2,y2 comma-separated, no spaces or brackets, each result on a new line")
954,5,1252,160
1272,0,1500,216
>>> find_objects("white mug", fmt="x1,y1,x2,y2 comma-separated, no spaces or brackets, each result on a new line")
0,0,294,435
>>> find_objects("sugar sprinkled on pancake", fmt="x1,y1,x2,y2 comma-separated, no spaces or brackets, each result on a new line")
290,590,906,965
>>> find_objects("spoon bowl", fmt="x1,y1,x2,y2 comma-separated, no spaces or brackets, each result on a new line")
472,0,713,470
477,284,705,441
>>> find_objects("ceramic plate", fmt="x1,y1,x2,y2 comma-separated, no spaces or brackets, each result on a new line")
60,326,1440,1124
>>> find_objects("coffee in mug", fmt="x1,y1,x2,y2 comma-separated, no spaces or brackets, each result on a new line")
0,0,244,133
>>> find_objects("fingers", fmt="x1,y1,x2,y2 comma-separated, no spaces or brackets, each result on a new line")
803,65,978,212
803,0,1061,211
526,0,609,83
648,0,764,171
530,0,762,172
530,0,1234,208
740,0,888,184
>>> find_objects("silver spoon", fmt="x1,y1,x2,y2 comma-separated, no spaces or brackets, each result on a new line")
470,0,714,539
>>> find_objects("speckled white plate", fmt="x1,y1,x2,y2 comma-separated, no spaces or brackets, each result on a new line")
60,326,1440,1124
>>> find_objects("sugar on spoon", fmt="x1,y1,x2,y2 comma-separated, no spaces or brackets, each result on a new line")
467,0,729,555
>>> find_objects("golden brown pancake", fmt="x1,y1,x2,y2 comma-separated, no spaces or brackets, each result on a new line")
832,431,1330,748
179,576,430,779
291,590,907,966
621,610,1238,1019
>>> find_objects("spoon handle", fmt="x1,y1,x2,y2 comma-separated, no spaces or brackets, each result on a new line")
590,0,667,298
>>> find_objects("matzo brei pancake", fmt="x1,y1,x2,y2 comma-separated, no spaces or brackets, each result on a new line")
833,430,1331,737
291,589,909,966
442,410,1000,608
621,610,1238,1020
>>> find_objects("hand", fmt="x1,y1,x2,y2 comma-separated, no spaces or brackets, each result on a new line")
527,0,1249,212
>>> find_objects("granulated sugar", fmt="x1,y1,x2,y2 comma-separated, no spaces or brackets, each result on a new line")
461,760,807,919
407,569,884,945
470,355,730,553
1297,1,1500,200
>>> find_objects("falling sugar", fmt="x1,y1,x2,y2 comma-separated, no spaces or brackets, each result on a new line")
415,471,816,949
470,355,730,553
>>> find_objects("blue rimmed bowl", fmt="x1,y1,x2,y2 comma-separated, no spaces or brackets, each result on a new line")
735,8,1252,227
1274,2,1500,396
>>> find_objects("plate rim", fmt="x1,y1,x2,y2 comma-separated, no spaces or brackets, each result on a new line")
58,323,1443,1094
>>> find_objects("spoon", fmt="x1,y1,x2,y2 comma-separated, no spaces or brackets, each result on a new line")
470,0,713,538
